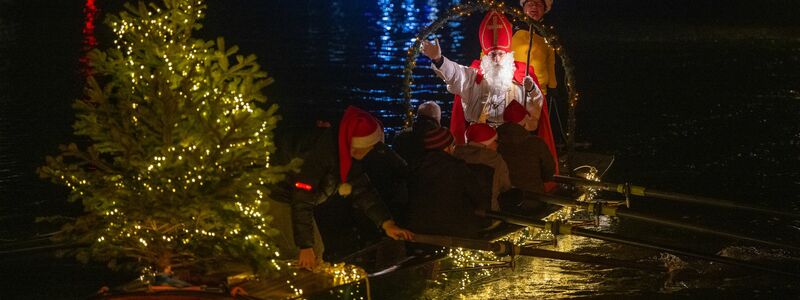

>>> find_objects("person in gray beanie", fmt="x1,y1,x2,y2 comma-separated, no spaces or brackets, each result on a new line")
393,101,442,168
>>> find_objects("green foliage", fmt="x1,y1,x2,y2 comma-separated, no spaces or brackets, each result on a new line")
38,0,299,276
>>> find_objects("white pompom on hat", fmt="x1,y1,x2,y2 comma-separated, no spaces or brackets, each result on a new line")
520,0,553,13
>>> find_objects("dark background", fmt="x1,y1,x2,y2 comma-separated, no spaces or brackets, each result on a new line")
1,0,799,298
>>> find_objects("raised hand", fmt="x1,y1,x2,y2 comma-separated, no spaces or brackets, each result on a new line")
523,75,536,93
421,38,442,61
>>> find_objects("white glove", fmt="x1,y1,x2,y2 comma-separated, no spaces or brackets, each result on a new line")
421,38,442,61
523,75,536,93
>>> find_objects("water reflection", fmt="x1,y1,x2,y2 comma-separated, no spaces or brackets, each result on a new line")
327,0,347,64
375,0,396,62
348,0,466,131
283,0,469,132
441,235,664,299
0,4,19,195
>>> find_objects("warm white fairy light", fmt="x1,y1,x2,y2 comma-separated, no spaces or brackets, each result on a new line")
429,206,578,296
37,0,308,286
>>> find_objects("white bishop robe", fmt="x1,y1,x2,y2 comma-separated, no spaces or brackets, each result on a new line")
432,56,544,130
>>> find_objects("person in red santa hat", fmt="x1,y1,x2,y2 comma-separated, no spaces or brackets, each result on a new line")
421,10,545,139
452,123,512,215
289,106,413,270
497,100,556,193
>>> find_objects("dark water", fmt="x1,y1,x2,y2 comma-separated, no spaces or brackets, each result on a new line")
2,0,800,298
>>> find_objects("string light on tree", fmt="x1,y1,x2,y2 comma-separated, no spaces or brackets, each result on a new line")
38,0,300,279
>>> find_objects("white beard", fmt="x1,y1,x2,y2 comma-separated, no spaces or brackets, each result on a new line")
480,51,516,96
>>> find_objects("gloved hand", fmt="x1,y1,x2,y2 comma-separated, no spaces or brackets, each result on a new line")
421,38,442,62
523,76,536,93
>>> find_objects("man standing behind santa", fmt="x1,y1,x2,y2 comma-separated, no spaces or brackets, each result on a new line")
512,0,557,97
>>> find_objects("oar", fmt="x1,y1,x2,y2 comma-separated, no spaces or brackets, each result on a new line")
553,175,800,219
0,243,81,256
531,193,800,251
478,209,800,278
412,234,665,272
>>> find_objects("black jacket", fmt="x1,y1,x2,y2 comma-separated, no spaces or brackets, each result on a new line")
277,127,393,248
405,150,491,238
496,123,556,193
392,116,439,169
361,142,409,217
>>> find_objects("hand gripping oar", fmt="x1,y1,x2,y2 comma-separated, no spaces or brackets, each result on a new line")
521,23,534,109
411,234,664,272
531,193,800,252
553,175,800,219
477,209,800,278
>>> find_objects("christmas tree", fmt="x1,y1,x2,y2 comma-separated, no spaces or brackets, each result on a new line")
38,0,297,276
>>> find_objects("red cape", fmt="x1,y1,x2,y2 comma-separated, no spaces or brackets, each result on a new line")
449,60,559,191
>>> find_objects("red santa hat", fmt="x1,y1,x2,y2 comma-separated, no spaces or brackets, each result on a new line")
338,106,383,196
465,123,498,146
503,100,529,124
479,10,513,54
520,0,554,13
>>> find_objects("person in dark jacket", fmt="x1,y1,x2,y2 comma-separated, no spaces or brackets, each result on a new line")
361,141,409,218
287,106,413,269
452,123,512,212
405,127,491,238
392,101,441,169
268,120,331,270
496,100,556,194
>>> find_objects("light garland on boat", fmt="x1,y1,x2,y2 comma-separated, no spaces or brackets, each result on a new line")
572,165,602,202
291,263,369,299
429,207,581,294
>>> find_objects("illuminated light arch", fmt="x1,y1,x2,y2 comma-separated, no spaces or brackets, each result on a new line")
401,0,579,154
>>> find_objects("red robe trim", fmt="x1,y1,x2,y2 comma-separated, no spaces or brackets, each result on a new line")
449,60,559,192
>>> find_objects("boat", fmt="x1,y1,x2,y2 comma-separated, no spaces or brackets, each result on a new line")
278,1,621,297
